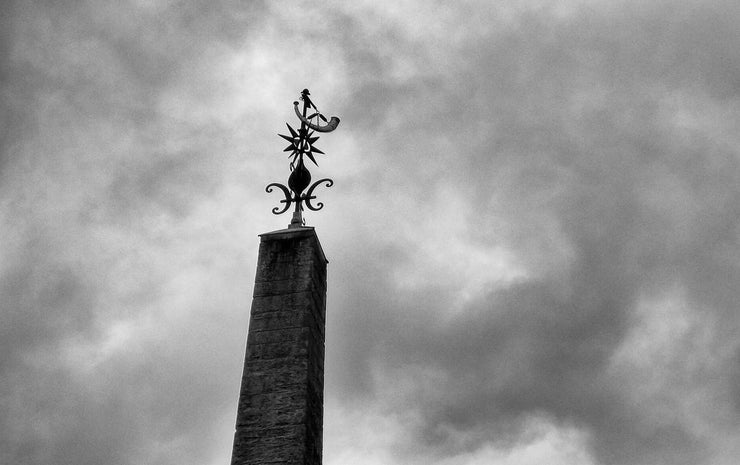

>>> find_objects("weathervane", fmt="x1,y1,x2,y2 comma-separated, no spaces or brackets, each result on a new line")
266,89,341,228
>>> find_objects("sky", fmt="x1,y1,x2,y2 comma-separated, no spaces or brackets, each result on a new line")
2,0,740,464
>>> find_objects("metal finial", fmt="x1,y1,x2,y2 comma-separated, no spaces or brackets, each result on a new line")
266,89,340,228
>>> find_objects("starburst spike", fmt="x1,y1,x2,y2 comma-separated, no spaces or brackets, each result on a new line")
306,152,318,166
279,133,295,143
307,135,320,145
283,145,295,152
312,146,325,155
286,123,299,138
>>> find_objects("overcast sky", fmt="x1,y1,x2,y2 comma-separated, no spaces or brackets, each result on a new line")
3,1,740,464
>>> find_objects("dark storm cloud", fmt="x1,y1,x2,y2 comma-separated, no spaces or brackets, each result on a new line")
5,1,740,464
1,1,267,464
325,2,740,464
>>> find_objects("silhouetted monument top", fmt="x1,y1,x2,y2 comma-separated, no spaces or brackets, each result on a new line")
266,89,341,229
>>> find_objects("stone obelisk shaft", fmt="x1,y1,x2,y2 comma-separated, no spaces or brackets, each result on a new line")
231,226,327,465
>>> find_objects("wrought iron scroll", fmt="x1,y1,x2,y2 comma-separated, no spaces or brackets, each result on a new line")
266,89,340,227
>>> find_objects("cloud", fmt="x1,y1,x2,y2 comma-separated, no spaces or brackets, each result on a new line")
324,1,740,464
3,1,740,465
1,1,271,464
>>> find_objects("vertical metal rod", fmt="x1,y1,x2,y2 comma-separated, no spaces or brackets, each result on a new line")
289,95,311,228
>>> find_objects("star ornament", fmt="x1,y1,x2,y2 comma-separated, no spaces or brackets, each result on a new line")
278,123,325,166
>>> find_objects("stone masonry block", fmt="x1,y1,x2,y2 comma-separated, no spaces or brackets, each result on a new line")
232,227,327,465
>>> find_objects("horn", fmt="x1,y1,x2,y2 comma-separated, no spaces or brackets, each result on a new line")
294,101,340,133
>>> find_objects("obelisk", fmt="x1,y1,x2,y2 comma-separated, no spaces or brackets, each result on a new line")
231,89,339,465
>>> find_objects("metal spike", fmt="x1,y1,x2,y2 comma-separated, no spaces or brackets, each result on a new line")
286,124,298,138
